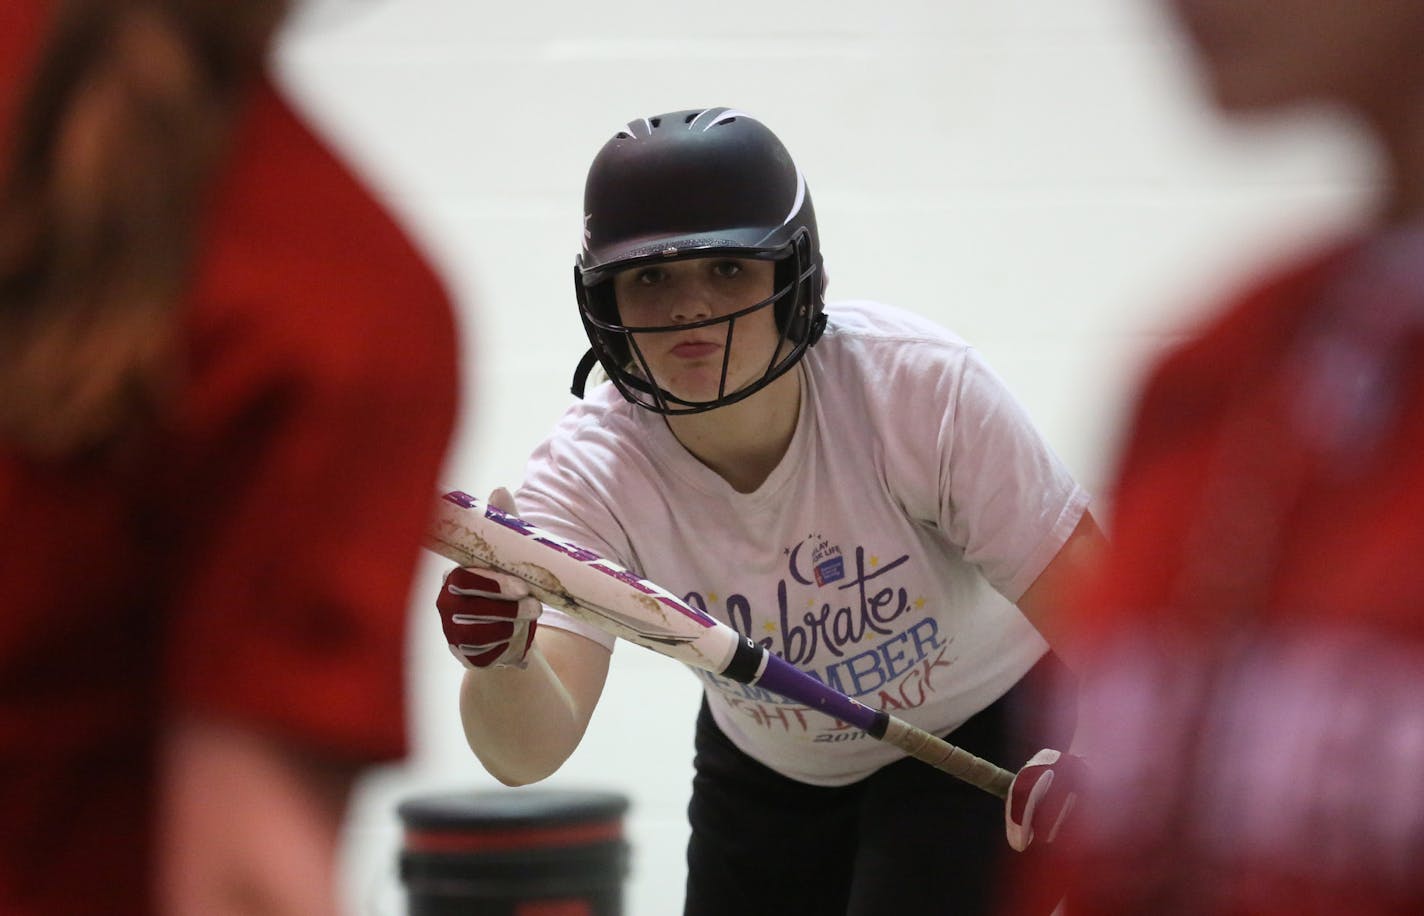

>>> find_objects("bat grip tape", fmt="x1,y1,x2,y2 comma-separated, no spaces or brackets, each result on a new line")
721,636,767,684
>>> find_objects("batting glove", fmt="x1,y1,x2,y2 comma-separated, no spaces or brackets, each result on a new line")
437,566,542,670
1005,748,1089,852
435,487,542,670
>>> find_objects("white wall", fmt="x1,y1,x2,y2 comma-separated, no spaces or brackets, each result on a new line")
273,2,1378,912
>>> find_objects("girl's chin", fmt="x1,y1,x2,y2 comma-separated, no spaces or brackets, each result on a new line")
664,387,727,405
660,376,752,406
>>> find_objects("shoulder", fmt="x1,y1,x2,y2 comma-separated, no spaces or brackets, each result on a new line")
516,385,656,566
186,76,459,411
1133,242,1350,442
200,76,455,329
820,299,971,350
213,77,437,273
524,385,660,501
810,300,978,402
542,383,646,453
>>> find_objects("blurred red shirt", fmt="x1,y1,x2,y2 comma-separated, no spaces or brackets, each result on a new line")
1013,234,1424,915
0,3,460,913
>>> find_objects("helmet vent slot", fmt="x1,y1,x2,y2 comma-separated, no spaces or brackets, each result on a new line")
650,117,662,128
614,131,632,140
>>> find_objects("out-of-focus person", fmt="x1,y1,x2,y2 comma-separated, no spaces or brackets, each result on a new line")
1001,1,1424,913
0,1,460,913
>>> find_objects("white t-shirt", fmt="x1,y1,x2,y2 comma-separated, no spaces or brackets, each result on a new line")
515,300,1089,786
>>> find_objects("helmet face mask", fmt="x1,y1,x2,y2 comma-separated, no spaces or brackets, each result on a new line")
570,108,827,415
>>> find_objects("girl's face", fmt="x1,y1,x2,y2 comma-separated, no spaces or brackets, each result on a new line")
612,257,781,406
1164,0,1424,114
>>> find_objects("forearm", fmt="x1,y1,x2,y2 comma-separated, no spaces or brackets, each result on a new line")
457,632,607,785
157,716,359,916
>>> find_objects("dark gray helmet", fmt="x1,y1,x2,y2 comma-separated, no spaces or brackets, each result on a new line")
570,107,826,414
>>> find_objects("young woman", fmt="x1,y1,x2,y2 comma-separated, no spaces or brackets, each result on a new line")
0,2,459,913
437,107,1102,915
1005,1,1424,912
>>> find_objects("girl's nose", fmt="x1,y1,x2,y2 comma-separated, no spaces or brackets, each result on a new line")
668,282,714,324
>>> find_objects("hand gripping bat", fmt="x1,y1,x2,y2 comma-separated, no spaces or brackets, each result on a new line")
426,489,1014,799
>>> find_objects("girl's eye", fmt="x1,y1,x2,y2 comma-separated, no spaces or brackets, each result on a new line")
712,261,742,278
636,268,666,285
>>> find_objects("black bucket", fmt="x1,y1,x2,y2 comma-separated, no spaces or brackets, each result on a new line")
397,788,631,916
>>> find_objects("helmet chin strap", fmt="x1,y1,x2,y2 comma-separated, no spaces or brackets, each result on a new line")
570,348,601,399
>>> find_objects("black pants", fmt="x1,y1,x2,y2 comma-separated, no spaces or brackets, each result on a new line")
684,654,1073,916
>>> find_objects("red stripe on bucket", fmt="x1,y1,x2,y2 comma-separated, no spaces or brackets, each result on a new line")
404,821,623,853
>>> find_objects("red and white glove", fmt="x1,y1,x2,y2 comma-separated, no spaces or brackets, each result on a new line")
437,566,542,669
435,488,542,670
1005,748,1089,852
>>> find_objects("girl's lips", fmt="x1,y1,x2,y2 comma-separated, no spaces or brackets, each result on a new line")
671,341,721,359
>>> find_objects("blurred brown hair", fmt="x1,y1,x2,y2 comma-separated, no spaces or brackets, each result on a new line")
0,0,288,460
